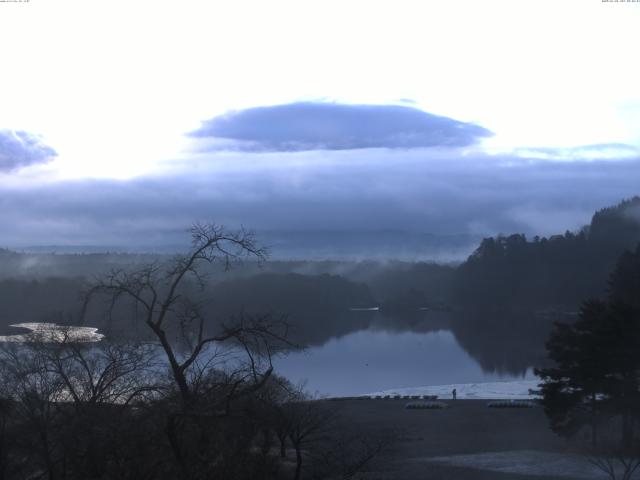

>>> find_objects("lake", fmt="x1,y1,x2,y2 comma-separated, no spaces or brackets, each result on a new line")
275,327,536,397
0,308,547,398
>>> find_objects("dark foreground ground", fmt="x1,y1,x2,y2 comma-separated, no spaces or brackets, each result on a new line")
329,399,603,480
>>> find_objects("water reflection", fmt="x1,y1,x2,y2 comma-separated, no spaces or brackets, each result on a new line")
270,307,554,396
0,309,554,397
450,310,554,376
275,328,534,397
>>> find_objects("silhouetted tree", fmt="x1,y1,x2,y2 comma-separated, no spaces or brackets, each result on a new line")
0,225,392,480
81,224,299,479
82,224,290,407
537,244,640,479
609,244,640,309
535,299,610,445
286,400,335,480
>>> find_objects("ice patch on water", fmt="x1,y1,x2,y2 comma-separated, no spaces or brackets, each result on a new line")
0,323,104,343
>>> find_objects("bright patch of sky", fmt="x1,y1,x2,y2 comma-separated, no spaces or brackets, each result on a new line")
1,0,639,181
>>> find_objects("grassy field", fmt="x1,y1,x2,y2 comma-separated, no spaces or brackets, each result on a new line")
329,399,603,480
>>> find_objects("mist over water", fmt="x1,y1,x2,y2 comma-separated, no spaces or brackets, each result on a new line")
0,248,559,397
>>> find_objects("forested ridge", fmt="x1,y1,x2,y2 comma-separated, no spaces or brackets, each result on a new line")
1,197,639,338
453,196,640,309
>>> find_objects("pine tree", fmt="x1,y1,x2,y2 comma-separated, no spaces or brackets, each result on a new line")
537,243,640,450
535,299,609,445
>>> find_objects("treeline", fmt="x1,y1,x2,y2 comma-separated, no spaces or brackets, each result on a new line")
0,260,455,346
0,248,162,279
212,273,374,315
3,196,640,351
453,197,640,309
0,278,84,331
0,274,375,345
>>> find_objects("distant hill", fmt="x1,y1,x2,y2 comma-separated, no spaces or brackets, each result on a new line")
255,230,480,262
453,196,640,309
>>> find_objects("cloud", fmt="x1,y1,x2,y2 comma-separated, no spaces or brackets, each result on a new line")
0,130,57,172
514,143,640,161
189,102,493,152
1,150,640,252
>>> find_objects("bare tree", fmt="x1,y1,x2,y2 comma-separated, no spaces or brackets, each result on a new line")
309,431,393,480
81,224,294,478
37,329,159,407
0,341,67,480
582,418,640,480
0,225,387,480
0,328,163,480
280,397,393,480
589,454,640,480
285,400,337,480
82,224,290,409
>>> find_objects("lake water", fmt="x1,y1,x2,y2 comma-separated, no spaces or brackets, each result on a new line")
275,328,535,397
0,312,542,397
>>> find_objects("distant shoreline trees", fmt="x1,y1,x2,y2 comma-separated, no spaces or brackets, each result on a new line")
454,197,640,310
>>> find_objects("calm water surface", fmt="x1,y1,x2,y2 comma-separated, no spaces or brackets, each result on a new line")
275,328,534,397
0,311,542,397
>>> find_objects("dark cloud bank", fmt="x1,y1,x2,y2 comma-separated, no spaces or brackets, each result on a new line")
2,151,640,257
1,104,638,257
190,102,492,151
0,130,57,171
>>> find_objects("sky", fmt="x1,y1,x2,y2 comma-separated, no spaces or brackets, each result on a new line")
1,0,639,250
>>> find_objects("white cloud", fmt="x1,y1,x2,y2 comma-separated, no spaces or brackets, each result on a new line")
0,0,638,179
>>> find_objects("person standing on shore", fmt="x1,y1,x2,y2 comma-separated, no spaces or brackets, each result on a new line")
452,388,457,400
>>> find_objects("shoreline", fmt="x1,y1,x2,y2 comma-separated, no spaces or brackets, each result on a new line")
360,379,541,400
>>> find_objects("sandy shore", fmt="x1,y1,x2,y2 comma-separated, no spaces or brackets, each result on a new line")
329,399,608,480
